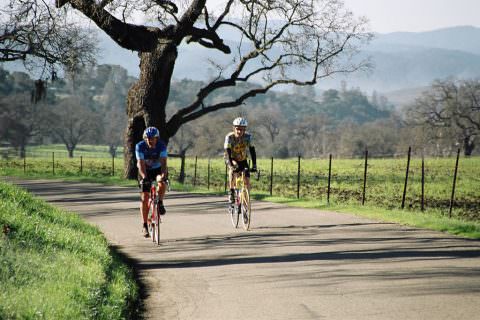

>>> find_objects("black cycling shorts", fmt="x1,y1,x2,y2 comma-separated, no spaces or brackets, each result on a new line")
229,159,250,178
138,167,162,192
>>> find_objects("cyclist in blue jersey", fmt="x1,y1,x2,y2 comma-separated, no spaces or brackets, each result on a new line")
136,126,168,238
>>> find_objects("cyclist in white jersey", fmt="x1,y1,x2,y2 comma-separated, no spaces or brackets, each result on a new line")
224,117,257,203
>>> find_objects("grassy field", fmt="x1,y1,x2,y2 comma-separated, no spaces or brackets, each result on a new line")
1,144,479,236
178,156,480,220
0,181,139,319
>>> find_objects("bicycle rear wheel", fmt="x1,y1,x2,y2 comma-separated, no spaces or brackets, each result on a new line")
240,188,251,230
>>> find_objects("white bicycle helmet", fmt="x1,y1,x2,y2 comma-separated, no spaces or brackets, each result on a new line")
233,117,248,127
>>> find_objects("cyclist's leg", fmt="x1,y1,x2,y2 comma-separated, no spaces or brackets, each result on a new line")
229,160,238,188
156,176,166,200
140,191,150,223
227,163,237,203
139,177,152,237
238,160,251,190
154,168,167,215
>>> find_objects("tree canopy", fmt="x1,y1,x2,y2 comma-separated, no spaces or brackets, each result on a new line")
50,0,372,177
406,78,480,155
0,0,97,78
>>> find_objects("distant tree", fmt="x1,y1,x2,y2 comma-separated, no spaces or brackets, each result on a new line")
406,79,480,156
169,124,198,183
290,115,330,157
52,0,371,178
256,108,283,145
0,68,13,94
170,124,196,156
0,93,51,157
103,107,126,158
98,65,133,108
0,0,97,77
191,113,229,158
49,97,99,157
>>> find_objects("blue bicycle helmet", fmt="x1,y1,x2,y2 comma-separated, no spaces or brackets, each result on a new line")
143,126,160,139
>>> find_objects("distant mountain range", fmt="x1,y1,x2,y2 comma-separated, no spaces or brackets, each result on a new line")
3,25,479,103
324,26,480,93
95,25,480,96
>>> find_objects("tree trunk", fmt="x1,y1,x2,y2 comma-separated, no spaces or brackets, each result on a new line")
19,144,26,159
178,150,186,183
123,41,177,179
68,148,74,158
463,136,474,156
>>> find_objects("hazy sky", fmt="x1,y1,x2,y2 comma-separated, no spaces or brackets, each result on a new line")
343,0,480,33
2,0,477,34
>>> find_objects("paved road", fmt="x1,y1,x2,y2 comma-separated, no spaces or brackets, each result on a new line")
8,179,480,320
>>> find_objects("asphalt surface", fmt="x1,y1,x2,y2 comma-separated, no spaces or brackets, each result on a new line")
7,178,480,320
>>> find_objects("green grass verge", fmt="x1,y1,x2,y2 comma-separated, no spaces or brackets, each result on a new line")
246,194,480,240
0,181,139,319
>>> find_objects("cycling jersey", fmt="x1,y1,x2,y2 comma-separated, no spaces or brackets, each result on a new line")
224,132,253,161
135,140,168,170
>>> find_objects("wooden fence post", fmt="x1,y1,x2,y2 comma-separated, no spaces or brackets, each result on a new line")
401,146,411,209
327,154,332,204
80,156,83,174
362,149,368,205
421,155,425,211
270,157,274,196
193,156,197,187
178,152,186,183
112,154,115,176
449,148,460,217
52,152,55,175
207,158,211,190
297,155,301,199
23,156,26,174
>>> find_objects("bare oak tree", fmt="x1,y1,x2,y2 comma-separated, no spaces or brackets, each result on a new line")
256,107,283,144
53,0,371,178
49,97,99,158
0,93,52,158
406,79,480,156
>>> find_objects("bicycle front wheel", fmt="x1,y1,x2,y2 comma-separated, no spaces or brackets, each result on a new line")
149,200,156,243
154,204,161,245
240,188,251,230
229,204,239,228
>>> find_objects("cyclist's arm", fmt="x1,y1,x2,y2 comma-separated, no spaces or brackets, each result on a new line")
225,148,235,167
137,159,147,180
135,143,147,180
249,146,257,168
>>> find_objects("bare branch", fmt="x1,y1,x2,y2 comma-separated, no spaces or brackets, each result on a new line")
55,0,176,52
186,27,231,53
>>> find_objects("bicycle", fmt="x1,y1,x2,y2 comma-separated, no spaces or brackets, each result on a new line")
147,178,169,245
228,167,259,230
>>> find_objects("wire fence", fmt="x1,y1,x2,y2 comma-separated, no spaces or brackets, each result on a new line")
1,147,479,221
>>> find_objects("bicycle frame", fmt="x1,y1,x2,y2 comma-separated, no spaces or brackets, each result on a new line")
229,168,252,230
146,180,162,245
